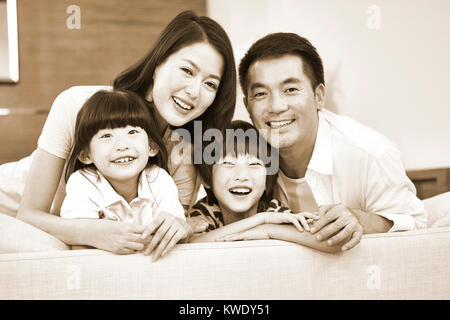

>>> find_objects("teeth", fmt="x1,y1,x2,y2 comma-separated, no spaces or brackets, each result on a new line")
173,97,193,110
114,157,134,163
268,120,294,128
229,187,251,194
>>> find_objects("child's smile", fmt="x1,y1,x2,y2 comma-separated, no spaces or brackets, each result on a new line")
212,154,267,217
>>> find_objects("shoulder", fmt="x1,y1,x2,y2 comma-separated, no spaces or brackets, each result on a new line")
321,109,398,159
190,195,224,230
66,169,100,193
144,166,174,184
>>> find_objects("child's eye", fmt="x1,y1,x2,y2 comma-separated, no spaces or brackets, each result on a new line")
100,133,112,139
249,162,263,166
221,161,235,166
128,129,139,135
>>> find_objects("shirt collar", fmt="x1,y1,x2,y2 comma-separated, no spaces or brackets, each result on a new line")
307,109,333,175
84,169,153,207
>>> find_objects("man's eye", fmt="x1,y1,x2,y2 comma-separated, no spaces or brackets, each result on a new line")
285,87,299,93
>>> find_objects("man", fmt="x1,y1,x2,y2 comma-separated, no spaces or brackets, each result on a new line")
238,32,427,251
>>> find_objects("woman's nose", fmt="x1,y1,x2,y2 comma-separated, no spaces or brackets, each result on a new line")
184,78,201,99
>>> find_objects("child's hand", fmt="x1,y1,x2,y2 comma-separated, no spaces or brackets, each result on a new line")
260,212,319,232
88,219,146,254
186,215,210,233
141,211,193,261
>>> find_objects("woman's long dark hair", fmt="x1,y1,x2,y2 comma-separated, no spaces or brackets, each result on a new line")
113,10,236,136
65,89,168,182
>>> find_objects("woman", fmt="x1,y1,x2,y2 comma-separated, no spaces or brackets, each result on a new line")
0,11,236,256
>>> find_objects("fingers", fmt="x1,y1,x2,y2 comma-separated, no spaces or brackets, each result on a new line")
310,206,336,234
141,213,166,241
152,227,178,261
341,228,363,251
144,217,171,256
160,230,184,258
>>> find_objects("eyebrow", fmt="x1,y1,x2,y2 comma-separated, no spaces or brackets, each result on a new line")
249,78,303,91
183,59,221,81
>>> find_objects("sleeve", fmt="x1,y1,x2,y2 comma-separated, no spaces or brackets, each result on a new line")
266,199,292,213
151,169,186,220
189,196,223,231
37,87,80,159
59,172,102,219
364,148,427,231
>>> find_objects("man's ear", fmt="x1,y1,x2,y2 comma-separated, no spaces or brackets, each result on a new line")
78,150,93,165
314,83,326,110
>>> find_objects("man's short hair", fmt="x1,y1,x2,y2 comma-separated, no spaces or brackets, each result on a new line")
238,32,325,97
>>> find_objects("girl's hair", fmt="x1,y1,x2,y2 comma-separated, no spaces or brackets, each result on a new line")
65,89,168,182
113,10,236,136
202,120,279,208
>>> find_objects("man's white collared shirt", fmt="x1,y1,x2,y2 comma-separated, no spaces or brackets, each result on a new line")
275,109,427,231
60,166,185,225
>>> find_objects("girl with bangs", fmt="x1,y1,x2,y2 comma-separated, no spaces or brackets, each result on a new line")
0,11,236,258
188,121,336,253
61,90,188,259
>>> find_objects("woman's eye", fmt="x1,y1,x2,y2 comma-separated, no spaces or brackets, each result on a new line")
181,67,193,76
128,129,139,135
100,133,112,139
249,161,264,167
205,81,218,90
253,91,266,98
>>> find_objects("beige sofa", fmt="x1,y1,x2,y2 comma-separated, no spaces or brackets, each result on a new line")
1,192,449,300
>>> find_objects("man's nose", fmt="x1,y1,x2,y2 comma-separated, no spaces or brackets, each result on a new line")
269,92,288,113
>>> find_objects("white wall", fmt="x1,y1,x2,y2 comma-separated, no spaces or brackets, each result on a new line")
207,0,450,170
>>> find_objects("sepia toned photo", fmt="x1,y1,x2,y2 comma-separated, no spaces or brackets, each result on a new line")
0,0,449,305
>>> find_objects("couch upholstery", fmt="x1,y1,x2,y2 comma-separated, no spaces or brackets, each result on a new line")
0,192,449,300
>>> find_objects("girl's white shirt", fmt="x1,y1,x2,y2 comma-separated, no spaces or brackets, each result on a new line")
60,166,185,225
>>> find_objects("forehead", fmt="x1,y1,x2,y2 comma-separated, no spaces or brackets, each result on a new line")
247,54,310,88
167,42,224,77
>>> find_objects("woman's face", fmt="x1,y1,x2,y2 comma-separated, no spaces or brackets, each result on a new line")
149,42,224,127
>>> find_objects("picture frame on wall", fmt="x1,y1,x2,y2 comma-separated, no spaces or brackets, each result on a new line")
0,0,19,83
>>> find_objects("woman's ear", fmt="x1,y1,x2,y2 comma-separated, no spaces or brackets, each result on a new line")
77,150,93,165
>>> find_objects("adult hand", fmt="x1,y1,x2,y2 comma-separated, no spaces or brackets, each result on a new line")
260,212,319,232
310,204,363,251
186,215,210,233
88,219,146,254
141,212,193,261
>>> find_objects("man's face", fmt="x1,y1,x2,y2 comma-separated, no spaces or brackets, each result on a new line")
244,54,324,151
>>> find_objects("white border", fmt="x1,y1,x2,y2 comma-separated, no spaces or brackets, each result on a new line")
3,0,19,82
